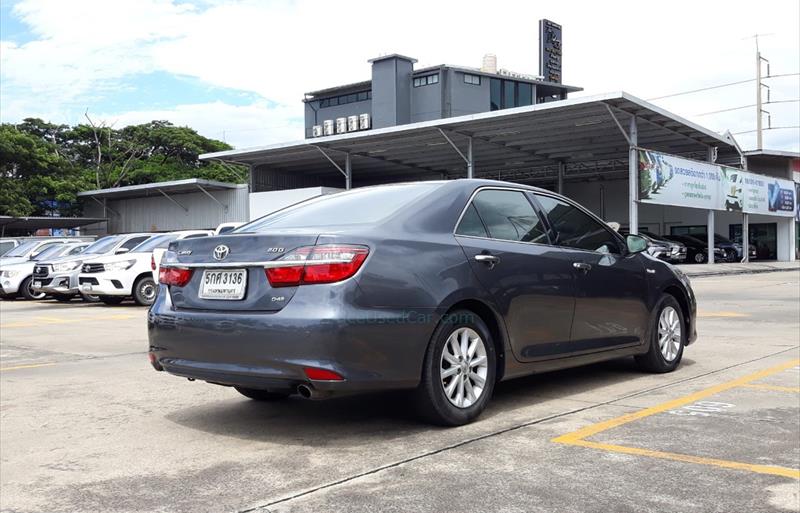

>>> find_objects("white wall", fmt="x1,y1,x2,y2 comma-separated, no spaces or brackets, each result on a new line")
248,187,342,221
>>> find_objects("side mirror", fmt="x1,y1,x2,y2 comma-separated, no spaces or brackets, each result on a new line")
626,234,648,254
115,247,130,254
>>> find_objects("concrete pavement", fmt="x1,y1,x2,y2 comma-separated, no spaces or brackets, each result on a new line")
1,273,798,512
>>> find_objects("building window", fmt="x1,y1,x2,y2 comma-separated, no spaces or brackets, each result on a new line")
464,73,481,85
490,78,501,111
319,90,371,108
502,80,515,109
518,83,533,106
413,74,439,87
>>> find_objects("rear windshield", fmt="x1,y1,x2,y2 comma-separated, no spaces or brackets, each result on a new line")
238,183,442,232
130,234,178,252
83,236,123,254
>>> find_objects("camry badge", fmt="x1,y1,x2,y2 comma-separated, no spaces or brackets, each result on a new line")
178,249,192,256
213,245,230,261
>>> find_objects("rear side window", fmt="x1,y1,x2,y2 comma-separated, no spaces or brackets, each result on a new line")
534,195,622,254
455,204,489,238
470,189,548,243
239,183,441,232
121,236,150,250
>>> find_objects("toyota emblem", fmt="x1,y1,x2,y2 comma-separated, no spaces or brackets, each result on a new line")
212,245,230,261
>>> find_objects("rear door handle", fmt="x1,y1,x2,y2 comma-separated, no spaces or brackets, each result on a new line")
474,254,500,267
572,262,592,272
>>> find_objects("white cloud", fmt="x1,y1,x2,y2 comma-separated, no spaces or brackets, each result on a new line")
1,0,798,151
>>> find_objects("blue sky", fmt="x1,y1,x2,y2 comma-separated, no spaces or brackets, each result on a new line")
1,0,797,151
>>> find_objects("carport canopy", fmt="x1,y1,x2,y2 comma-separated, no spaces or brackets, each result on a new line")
200,91,743,189
0,215,107,232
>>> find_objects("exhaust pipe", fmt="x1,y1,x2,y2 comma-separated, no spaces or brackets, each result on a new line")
297,384,332,400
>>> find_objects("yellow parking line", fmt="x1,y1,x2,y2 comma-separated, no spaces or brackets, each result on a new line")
740,383,800,393
697,311,749,318
568,440,800,480
552,358,800,479
0,362,56,372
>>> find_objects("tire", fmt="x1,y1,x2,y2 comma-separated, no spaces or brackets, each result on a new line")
53,294,74,302
81,293,101,303
693,252,706,264
19,277,46,300
235,387,291,401
133,276,157,306
415,309,497,426
99,296,125,305
635,295,686,373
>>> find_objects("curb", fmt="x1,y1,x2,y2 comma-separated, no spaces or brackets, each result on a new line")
685,267,800,279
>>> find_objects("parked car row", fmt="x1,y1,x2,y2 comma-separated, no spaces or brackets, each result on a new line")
0,226,239,304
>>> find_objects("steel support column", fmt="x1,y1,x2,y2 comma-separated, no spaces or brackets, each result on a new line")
345,152,352,190
742,157,750,263
467,136,473,178
557,161,565,194
628,116,638,234
707,146,716,264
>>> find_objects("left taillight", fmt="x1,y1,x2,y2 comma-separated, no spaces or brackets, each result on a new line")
265,244,369,287
159,267,193,287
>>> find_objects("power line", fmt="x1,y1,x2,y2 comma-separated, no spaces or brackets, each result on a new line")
731,125,799,135
647,72,799,101
695,99,799,117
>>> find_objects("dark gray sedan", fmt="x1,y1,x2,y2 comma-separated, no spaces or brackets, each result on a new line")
148,180,696,425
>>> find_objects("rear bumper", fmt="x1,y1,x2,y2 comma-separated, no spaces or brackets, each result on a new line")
148,285,439,394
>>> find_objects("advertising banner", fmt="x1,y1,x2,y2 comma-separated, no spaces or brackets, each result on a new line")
638,149,797,217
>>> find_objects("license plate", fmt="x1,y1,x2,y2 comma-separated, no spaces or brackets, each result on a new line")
81,284,93,292
199,269,247,300
33,281,41,289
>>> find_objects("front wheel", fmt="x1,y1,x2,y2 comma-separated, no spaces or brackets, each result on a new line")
415,310,496,426
635,295,685,373
693,252,706,264
133,276,157,306
19,277,46,300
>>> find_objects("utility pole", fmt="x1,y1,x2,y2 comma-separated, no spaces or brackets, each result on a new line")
749,34,772,150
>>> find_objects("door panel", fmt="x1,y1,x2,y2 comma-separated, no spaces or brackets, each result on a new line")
457,237,576,361
533,194,650,352
454,188,576,362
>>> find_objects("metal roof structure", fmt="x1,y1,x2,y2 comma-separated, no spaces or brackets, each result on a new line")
77,178,242,201
0,216,107,232
202,92,742,188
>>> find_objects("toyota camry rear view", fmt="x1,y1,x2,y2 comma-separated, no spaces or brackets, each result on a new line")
148,179,696,425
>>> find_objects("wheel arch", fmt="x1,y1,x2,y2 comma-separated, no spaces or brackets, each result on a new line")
662,284,691,337
443,299,509,382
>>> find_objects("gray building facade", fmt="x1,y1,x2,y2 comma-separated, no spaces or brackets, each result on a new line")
303,54,581,138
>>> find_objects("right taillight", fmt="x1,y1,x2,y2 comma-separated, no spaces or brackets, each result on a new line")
265,244,369,287
159,267,193,287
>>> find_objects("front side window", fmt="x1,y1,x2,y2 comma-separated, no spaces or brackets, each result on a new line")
535,195,622,254
469,189,548,243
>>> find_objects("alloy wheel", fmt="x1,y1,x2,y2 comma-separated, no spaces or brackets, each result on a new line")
27,281,46,300
440,327,488,408
658,306,682,361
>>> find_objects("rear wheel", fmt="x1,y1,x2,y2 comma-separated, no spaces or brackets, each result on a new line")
19,277,46,300
99,296,124,305
133,276,157,306
235,387,291,401
416,310,496,426
635,295,685,373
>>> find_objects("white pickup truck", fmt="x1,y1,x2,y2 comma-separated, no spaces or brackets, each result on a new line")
78,230,212,305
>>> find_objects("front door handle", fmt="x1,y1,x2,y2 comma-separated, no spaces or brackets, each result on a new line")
573,262,592,273
474,254,500,268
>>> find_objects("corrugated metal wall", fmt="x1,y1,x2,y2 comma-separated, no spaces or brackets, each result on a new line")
82,185,249,234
